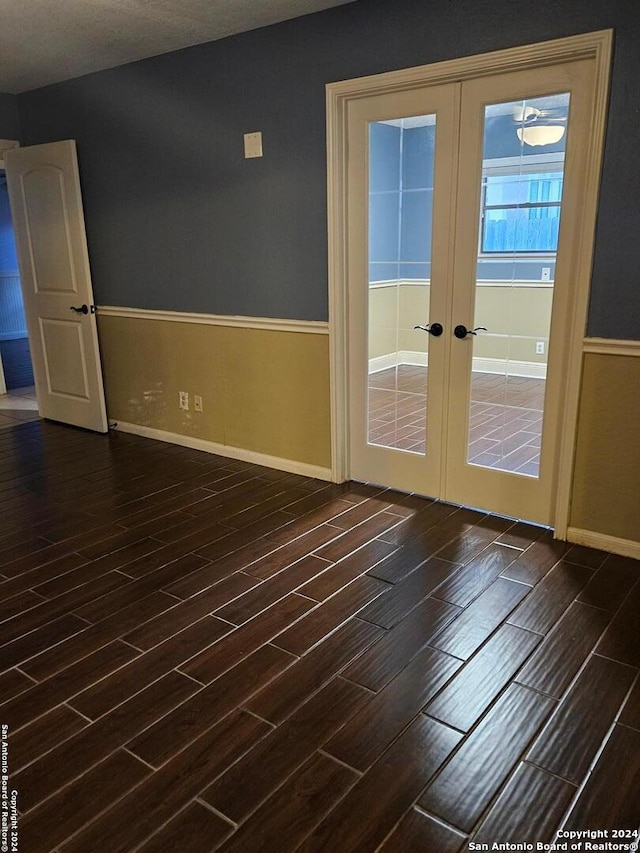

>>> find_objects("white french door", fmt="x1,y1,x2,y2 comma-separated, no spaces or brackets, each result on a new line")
348,82,458,501
346,54,601,526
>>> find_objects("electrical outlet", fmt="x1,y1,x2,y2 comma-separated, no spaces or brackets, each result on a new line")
536,341,545,355
541,267,551,282
194,395,203,413
179,391,189,410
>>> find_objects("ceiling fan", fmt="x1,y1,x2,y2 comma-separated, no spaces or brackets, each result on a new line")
512,104,567,146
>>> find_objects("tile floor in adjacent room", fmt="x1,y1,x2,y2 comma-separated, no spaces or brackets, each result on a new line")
0,419,638,852
0,385,39,431
369,366,544,477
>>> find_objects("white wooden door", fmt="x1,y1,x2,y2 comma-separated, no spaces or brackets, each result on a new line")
444,59,595,524
348,56,600,525
5,141,108,432
347,83,458,498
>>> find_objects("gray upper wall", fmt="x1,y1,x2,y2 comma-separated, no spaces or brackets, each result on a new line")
0,93,21,140
13,0,640,337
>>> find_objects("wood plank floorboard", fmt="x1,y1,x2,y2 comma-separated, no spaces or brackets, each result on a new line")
126,645,295,767
216,555,333,624
324,645,461,771
516,601,613,698
8,704,88,773
19,749,152,853
134,801,234,853
19,590,179,680
0,589,46,622
342,595,461,691
301,538,397,600
15,670,201,811
577,554,639,611
418,684,556,831
216,752,358,853
562,723,640,830
430,576,530,659
507,559,596,634
0,420,637,851
2,639,141,731
233,524,340,582
619,677,640,730
0,668,35,703
470,762,577,845
200,676,370,823
358,556,461,629
501,532,570,585
67,616,233,720
365,526,452,583
298,716,462,852
273,574,391,655
181,593,316,684
379,809,467,852
61,711,271,853
244,618,384,724
595,580,640,667
432,542,520,607
526,654,637,783
425,623,542,731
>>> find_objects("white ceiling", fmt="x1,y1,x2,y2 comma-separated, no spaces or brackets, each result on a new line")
0,0,358,94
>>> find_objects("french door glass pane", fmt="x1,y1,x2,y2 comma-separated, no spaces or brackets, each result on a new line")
467,94,570,477
367,116,436,454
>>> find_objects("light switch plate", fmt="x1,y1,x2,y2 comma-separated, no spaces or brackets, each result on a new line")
244,132,263,158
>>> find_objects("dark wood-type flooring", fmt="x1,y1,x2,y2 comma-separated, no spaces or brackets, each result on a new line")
1,420,639,852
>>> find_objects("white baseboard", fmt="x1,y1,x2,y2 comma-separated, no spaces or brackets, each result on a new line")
368,353,401,373
472,357,547,379
112,421,333,482
368,351,429,374
400,350,428,368
567,527,640,561
369,351,546,379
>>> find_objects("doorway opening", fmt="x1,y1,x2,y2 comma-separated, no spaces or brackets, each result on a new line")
0,167,39,430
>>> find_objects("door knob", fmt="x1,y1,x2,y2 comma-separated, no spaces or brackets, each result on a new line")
454,324,487,339
414,322,443,337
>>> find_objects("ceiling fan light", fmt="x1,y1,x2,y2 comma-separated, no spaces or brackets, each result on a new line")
516,124,565,146
512,105,541,122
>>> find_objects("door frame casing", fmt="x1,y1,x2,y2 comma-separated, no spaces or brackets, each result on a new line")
326,30,613,537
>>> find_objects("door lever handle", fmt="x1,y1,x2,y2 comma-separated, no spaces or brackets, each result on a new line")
70,304,95,315
414,322,443,337
454,324,487,339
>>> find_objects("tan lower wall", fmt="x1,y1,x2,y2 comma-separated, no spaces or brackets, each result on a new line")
97,315,331,469
570,352,640,543
97,313,639,547
369,282,551,364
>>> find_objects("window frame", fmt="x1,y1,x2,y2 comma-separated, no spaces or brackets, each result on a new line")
478,153,566,259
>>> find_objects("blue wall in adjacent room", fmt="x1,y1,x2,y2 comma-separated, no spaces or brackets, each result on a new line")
369,123,434,283
0,186,19,270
